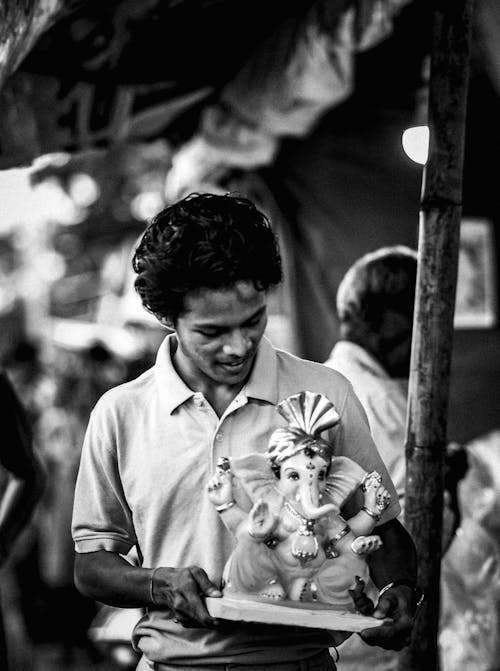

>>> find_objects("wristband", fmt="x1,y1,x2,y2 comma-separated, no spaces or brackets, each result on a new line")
215,500,235,512
361,506,381,522
149,567,160,606
377,579,424,614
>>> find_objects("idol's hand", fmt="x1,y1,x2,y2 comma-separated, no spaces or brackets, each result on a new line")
207,469,233,508
362,472,391,515
248,499,277,540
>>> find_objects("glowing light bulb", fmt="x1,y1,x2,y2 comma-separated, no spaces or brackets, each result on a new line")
402,126,429,165
69,172,100,208
130,191,164,221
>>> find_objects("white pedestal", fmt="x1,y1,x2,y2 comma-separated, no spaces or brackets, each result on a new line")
206,595,388,632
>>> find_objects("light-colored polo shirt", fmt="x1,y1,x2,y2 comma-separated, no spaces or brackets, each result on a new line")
325,341,407,518
72,335,400,666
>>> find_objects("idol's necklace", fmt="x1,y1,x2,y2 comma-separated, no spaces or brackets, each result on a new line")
284,500,319,563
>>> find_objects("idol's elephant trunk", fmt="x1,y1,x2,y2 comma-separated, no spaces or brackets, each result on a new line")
298,482,336,519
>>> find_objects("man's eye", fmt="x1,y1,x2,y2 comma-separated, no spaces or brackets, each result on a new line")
198,330,220,338
244,312,265,328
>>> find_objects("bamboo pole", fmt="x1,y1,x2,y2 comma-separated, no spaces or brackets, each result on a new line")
398,1,474,669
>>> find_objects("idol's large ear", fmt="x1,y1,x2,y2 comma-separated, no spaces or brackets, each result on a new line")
324,456,367,508
230,453,281,510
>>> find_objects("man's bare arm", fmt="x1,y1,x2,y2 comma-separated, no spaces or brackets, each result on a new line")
74,550,221,627
360,518,419,650
368,518,417,589
75,550,153,608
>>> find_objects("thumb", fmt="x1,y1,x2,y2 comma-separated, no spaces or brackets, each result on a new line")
192,567,222,597
373,594,393,618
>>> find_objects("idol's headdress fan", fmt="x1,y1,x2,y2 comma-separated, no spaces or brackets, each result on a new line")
266,391,340,467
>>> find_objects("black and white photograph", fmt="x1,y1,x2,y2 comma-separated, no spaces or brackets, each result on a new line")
0,2,499,671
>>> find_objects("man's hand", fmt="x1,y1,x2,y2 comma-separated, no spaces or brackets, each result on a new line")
361,518,418,650
150,565,222,628
359,583,415,650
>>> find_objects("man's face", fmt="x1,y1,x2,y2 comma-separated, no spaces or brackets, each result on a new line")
172,281,268,389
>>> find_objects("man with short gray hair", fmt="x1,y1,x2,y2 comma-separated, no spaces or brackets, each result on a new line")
325,246,418,671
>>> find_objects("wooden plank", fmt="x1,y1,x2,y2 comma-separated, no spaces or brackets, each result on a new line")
206,596,389,632
400,0,474,669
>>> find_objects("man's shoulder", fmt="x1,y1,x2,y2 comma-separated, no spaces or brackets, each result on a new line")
274,346,353,402
325,342,381,386
94,366,156,415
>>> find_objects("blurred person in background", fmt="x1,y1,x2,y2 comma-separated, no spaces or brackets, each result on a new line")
439,430,500,670
0,371,46,670
324,246,417,671
34,341,128,664
72,193,418,671
4,340,55,427
324,246,463,670
325,245,418,520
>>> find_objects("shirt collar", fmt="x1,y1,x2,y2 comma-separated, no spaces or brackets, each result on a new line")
154,334,196,415
243,336,278,404
154,334,278,415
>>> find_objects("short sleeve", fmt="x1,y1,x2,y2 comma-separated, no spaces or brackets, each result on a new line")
363,386,407,516
333,384,401,524
71,399,136,555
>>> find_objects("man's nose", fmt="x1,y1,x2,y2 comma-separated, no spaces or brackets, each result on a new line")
222,330,250,357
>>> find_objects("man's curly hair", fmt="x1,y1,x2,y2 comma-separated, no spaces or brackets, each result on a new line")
133,192,282,323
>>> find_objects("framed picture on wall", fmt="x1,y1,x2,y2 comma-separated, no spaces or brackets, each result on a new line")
454,218,497,329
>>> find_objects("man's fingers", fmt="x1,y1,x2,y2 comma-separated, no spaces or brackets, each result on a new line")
172,574,220,628
373,595,393,618
153,566,221,628
360,613,413,650
187,593,219,628
361,586,412,648
190,566,222,597
173,592,217,628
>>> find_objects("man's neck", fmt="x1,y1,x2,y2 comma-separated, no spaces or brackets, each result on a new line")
170,341,249,417
203,384,245,418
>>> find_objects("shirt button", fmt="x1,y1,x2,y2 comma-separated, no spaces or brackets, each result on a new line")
215,434,223,442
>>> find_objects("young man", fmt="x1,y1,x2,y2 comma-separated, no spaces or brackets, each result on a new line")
72,194,418,671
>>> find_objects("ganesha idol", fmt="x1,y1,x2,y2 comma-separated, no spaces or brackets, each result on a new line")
207,391,391,612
